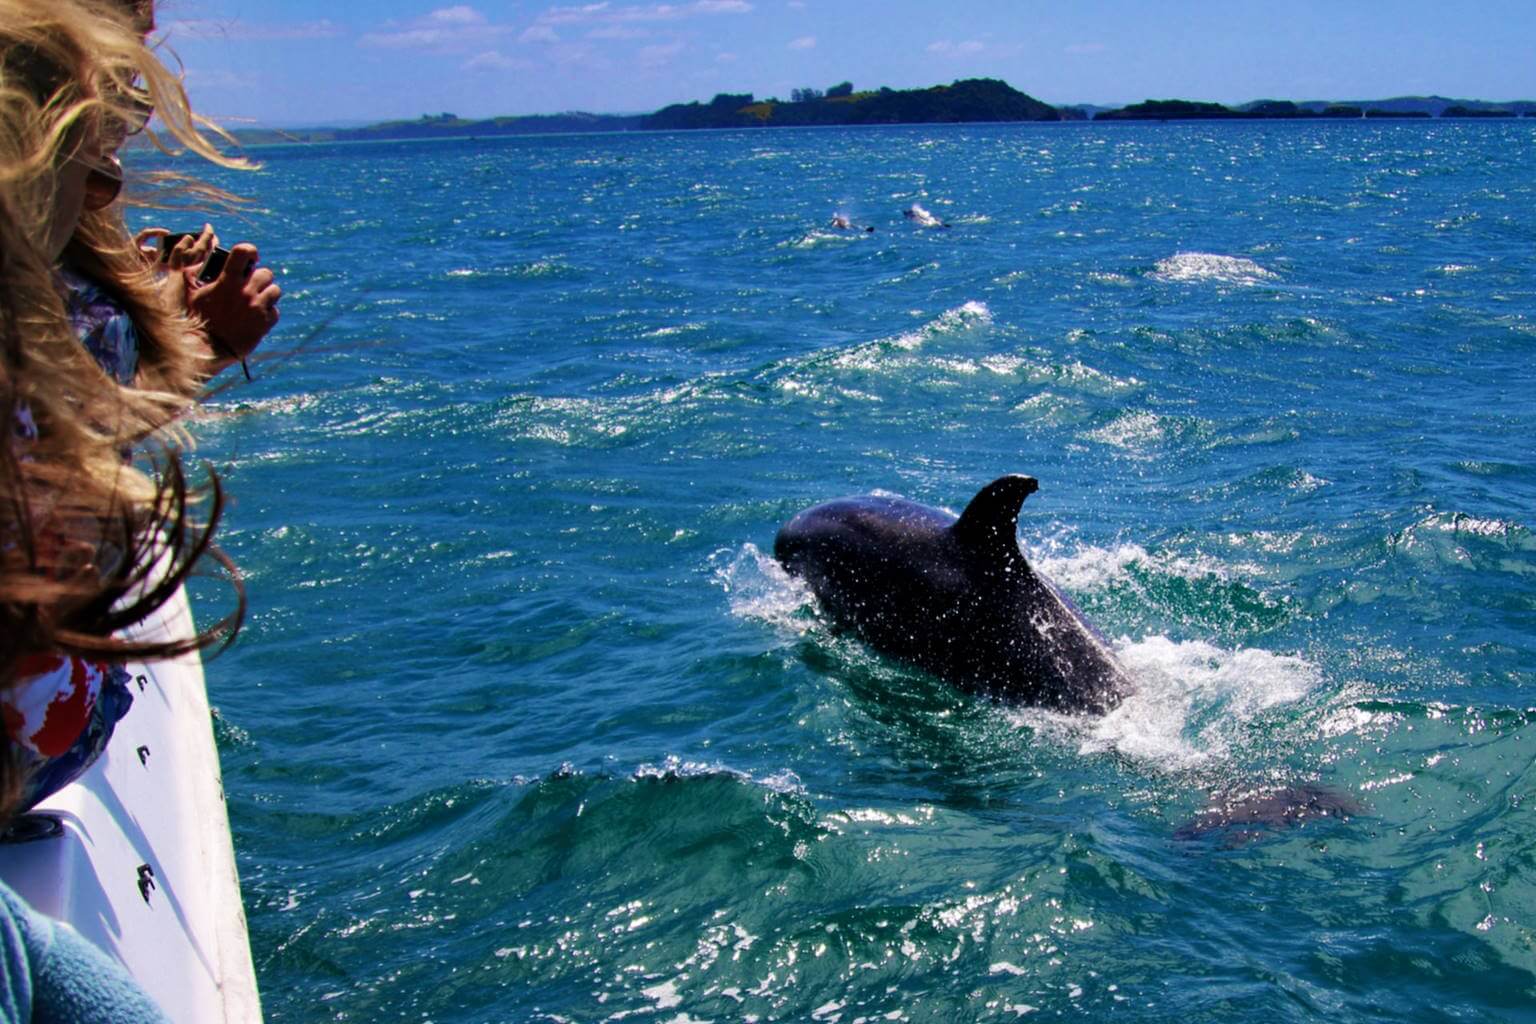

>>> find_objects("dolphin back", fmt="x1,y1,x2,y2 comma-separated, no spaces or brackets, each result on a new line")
774,475,1133,714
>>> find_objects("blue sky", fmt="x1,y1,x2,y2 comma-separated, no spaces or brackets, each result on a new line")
156,0,1536,127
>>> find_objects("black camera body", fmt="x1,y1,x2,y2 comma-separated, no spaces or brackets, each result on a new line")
159,232,240,283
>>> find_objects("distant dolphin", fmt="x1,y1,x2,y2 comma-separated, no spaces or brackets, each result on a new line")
903,203,949,229
829,212,876,233
774,475,1134,714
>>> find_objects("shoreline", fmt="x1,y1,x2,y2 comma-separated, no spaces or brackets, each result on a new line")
174,115,1536,154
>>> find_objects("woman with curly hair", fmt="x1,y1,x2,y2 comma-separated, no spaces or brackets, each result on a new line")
0,0,246,823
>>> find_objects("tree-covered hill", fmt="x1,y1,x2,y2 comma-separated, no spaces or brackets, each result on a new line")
643,78,1061,130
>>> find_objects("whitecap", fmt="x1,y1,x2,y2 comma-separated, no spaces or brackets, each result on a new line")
815,301,991,371
904,202,945,228
1148,251,1278,285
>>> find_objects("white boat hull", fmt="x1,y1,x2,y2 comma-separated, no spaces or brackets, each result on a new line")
0,586,261,1022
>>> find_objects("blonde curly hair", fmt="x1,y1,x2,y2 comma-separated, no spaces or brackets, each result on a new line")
0,0,247,742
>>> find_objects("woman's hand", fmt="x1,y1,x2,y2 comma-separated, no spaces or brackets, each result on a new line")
188,242,281,367
133,223,216,271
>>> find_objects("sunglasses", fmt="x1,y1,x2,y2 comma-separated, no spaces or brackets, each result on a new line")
114,92,154,138
100,74,155,143
82,154,124,212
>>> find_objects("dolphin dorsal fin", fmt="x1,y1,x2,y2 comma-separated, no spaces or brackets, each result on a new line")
951,475,1039,560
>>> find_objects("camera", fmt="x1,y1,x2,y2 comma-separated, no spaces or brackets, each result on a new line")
158,232,244,283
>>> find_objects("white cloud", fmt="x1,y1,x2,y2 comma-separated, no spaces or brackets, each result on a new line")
586,24,652,39
361,6,514,50
638,39,686,67
167,17,342,42
520,24,560,43
465,50,534,71
539,1,751,25
788,35,815,50
546,43,609,69
716,51,738,62
927,39,985,58
431,5,488,25
543,2,611,21
183,67,259,89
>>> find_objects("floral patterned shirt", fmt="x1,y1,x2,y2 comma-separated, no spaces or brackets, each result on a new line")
59,265,139,385
3,269,138,813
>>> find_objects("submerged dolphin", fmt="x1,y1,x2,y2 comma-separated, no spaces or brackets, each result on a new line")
774,475,1134,714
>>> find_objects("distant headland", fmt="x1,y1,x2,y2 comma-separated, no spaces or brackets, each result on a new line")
217,78,1536,146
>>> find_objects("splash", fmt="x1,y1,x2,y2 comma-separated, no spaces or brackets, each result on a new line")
711,542,814,633
1029,540,1150,592
1011,636,1317,767
1149,252,1278,285
904,202,945,227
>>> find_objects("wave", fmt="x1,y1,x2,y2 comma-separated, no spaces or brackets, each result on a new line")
632,754,805,796
1387,510,1536,572
1148,251,1278,285
1394,510,1533,547
785,301,993,378
1082,409,1211,457
195,392,320,421
488,303,998,449
443,259,576,280
782,227,873,250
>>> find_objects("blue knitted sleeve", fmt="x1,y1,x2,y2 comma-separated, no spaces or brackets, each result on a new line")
0,882,169,1023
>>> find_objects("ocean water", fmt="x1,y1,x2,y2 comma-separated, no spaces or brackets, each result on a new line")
141,122,1535,1022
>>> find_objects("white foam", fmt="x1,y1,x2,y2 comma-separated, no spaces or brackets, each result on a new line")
1027,536,1250,593
724,529,1305,769
1149,251,1278,285
784,229,864,250
1012,636,1318,767
1029,541,1148,591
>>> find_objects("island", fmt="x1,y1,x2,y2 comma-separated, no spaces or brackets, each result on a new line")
642,78,1059,130
189,80,1536,147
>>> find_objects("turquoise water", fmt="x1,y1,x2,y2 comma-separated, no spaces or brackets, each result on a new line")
150,122,1534,1021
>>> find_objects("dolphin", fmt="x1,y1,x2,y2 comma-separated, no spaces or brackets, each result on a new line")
1173,785,1363,846
903,203,950,229
774,474,1134,714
